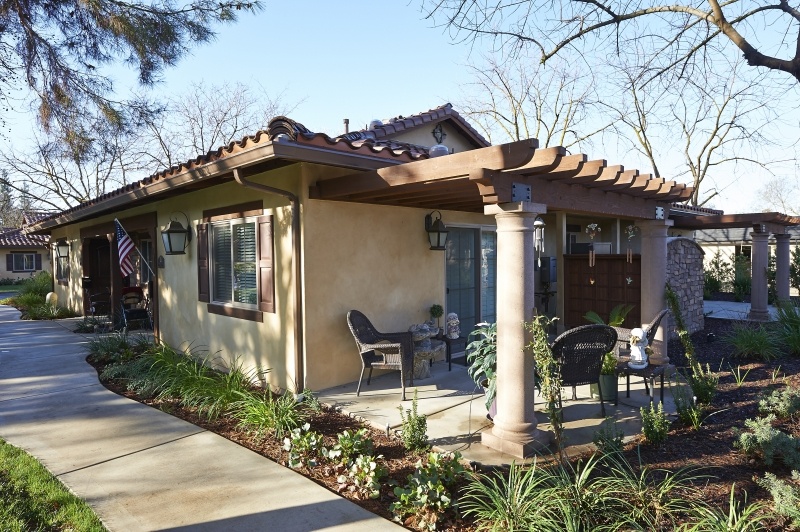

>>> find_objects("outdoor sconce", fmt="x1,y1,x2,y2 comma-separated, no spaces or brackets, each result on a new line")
425,211,449,251
55,240,70,259
534,217,545,267
161,212,192,256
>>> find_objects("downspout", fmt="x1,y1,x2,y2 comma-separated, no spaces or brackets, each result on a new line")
233,168,305,393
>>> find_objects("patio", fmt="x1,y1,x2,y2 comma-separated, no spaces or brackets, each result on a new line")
317,355,680,466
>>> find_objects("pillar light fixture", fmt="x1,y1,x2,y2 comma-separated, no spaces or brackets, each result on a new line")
425,211,449,251
534,217,545,268
55,240,70,259
161,212,192,256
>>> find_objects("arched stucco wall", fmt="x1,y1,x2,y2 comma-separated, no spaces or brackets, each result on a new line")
667,237,704,335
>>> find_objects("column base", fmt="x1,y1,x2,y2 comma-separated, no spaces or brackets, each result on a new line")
747,308,771,321
481,425,552,459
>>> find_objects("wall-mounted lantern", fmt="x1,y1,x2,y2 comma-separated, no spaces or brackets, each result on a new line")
534,217,545,267
425,211,449,251
161,212,192,256
56,240,70,259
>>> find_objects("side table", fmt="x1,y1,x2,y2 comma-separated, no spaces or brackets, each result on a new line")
436,334,467,371
615,359,675,406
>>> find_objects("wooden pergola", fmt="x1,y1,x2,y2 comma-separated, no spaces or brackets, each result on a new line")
310,139,692,217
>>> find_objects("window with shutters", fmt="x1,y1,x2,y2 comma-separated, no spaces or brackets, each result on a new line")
197,201,272,322
11,253,37,272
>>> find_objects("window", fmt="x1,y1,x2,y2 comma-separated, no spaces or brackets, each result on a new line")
197,201,272,322
7,252,41,273
211,219,257,306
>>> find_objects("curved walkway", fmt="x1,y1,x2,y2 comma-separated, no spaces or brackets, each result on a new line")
0,305,399,531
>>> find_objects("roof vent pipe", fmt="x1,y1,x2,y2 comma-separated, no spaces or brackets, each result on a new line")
343,118,349,134
429,144,449,158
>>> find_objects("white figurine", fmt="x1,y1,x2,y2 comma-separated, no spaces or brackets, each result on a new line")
628,326,649,369
446,312,461,339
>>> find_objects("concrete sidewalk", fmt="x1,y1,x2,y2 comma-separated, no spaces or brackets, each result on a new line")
703,300,779,321
0,305,400,531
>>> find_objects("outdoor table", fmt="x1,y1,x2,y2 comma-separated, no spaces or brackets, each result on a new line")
435,334,467,371
615,358,675,406
413,339,445,379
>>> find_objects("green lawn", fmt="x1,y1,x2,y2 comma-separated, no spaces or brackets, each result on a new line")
0,439,106,531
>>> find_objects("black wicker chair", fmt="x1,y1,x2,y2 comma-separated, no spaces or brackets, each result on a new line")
612,309,669,354
549,324,618,417
347,310,414,401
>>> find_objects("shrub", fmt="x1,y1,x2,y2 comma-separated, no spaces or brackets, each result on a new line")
460,461,550,531
17,271,53,298
336,453,387,500
283,423,325,469
641,403,670,445
705,250,734,294
324,428,373,467
776,301,800,357
22,304,77,320
791,246,800,293
391,451,465,531
398,389,428,452
12,292,45,311
174,355,262,421
724,322,781,361
234,391,309,441
757,471,800,525
100,356,163,398
87,330,151,364
735,415,800,469
674,385,704,430
758,386,800,419
732,253,751,301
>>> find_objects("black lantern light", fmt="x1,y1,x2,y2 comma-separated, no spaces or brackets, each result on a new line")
55,240,70,259
425,210,449,251
161,213,192,255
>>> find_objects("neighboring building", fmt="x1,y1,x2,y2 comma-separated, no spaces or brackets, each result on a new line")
28,103,796,458
0,213,51,281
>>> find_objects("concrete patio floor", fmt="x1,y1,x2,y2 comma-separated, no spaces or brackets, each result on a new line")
318,355,681,466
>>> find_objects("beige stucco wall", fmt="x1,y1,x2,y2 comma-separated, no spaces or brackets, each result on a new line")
1,249,51,281
50,168,298,392
389,121,479,154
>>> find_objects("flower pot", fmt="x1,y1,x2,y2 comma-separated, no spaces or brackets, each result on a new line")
590,374,618,402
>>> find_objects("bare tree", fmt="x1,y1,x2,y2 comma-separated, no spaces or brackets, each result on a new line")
1,82,299,210
137,81,300,172
458,57,611,150
756,176,800,215
423,0,800,86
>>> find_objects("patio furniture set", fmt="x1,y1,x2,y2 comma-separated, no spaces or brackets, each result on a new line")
346,309,672,414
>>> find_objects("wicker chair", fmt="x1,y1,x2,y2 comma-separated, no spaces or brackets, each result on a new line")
347,310,414,401
549,324,618,417
612,309,669,354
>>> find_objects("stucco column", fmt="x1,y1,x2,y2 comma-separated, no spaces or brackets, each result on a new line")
748,230,771,321
640,219,672,365
775,233,791,302
482,202,551,458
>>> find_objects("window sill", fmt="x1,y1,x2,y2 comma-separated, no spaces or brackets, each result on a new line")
207,303,263,322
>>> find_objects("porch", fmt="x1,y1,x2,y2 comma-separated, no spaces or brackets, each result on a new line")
317,356,678,466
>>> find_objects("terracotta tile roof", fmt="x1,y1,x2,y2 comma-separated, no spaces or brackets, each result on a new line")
0,227,48,248
350,103,490,149
22,211,57,224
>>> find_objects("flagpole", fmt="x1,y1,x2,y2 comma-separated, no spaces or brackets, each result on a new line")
114,218,156,278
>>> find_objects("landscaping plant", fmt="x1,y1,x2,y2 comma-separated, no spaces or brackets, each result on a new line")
526,315,564,458
234,390,309,441
583,303,633,326
732,253,752,302
398,389,428,452
758,385,800,419
757,471,800,526
337,453,387,500
775,300,800,357
641,402,671,445
466,322,497,411
735,415,800,469
724,321,781,362
284,423,325,469
704,250,734,297
681,484,772,532
592,417,624,454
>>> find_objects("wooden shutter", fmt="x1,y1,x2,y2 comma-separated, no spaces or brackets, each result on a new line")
257,215,274,313
6,254,12,272
35,253,42,270
197,223,209,302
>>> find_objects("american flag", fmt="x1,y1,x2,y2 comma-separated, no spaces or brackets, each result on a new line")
115,220,135,277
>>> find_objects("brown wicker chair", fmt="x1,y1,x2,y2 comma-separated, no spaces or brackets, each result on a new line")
549,324,618,417
347,310,414,401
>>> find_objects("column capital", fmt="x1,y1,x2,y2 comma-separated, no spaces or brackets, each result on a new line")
774,233,791,242
484,202,547,216
750,231,770,242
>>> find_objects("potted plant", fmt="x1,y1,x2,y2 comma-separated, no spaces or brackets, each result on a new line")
584,303,634,327
466,322,497,415
591,351,619,402
429,304,444,328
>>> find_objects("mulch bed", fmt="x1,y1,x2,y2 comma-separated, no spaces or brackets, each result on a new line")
87,315,800,531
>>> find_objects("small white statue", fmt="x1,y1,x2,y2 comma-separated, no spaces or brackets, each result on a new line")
446,312,460,339
628,326,649,369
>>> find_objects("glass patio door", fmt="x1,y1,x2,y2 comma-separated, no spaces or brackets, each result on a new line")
446,228,496,338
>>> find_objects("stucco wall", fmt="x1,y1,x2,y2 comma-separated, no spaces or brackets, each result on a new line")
389,121,478,154
667,237,704,335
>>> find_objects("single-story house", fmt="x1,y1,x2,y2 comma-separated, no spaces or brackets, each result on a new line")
1,213,52,281
26,103,798,457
